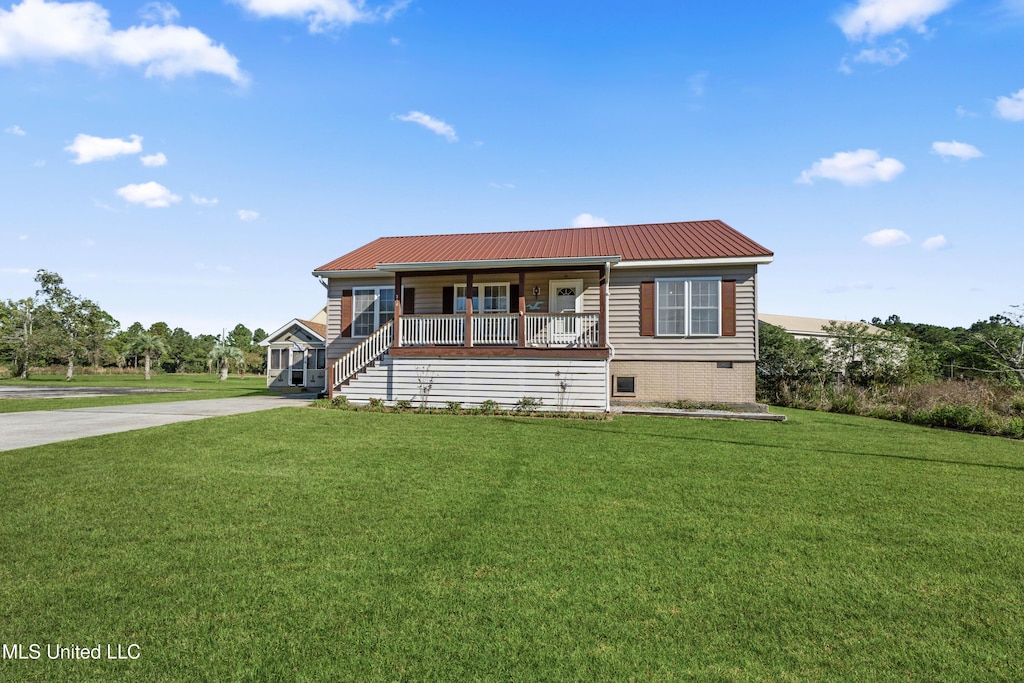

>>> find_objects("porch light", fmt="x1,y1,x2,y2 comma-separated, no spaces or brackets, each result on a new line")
532,286,540,297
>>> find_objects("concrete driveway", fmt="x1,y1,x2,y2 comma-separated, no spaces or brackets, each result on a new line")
0,394,315,452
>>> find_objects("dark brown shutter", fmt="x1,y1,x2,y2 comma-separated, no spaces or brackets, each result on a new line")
639,281,655,336
341,289,353,337
509,284,519,313
722,280,736,337
442,286,454,314
402,287,415,315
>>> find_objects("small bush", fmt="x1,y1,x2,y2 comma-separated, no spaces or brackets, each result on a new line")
367,397,385,410
331,395,350,409
478,400,500,414
395,399,412,411
445,401,462,413
516,396,542,411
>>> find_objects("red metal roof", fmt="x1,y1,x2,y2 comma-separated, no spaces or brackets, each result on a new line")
297,319,327,340
314,220,772,273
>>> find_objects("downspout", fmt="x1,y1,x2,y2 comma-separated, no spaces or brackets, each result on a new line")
604,261,614,413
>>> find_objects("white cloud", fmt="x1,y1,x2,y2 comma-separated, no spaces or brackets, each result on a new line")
0,0,246,84
92,198,118,212
489,182,515,189
395,111,458,142
116,181,181,207
4,124,25,135
994,88,1024,121
571,213,609,228
797,149,905,186
922,234,948,250
931,140,982,160
32,159,44,166
836,0,955,41
237,209,259,221
955,105,978,118
389,36,400,45
232,0,408,33
66,133,141,164
863,228,911,247
140,152,167,166
140,1,179,25
190,193,218,205
0,267,33,274
853,41,908,66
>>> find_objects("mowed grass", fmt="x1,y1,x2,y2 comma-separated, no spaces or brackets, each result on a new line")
0,374,270,413
1,408,1023,681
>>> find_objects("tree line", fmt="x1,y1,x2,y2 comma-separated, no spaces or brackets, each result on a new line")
758,306,1024,437
0,270,269,380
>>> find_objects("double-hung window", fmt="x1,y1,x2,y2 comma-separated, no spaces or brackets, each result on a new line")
352,287,395,337
455,283,509,313
655,278,721,336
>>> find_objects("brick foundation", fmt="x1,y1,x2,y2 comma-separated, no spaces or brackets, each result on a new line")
610,360,755,404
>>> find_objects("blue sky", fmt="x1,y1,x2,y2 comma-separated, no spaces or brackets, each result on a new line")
2,0,1022,333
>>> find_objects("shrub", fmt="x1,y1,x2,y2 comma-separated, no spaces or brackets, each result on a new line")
516,396,542,411
367,397,385,410
395,399,412,411
478,400,500,414
445,401,462,413
330,395,350,409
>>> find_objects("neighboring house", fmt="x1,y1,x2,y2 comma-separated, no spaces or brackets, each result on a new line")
758,314,885,341
260,308,328,392
313,220,773,411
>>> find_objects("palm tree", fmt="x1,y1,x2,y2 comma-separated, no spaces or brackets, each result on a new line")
132,332,168,381
208,343,244,381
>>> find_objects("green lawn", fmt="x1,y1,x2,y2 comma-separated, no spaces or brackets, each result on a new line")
0,374,270,413
1,408,1022,681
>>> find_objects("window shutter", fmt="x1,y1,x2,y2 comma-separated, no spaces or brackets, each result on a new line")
402,287,415,315
722,280,736,337
341,289,353,338
640,281,655,337
509,284,519,313
442,286,454,314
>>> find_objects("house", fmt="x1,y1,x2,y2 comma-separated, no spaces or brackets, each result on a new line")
259,308,328,392
758,314,885,341
313,220,773,411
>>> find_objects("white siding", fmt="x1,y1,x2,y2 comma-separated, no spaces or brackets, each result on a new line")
338,356,608,411
326,276,393,361
608,265,758,362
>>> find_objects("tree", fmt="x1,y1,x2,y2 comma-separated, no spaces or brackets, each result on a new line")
132,332,169,381
0,297,40,378
970,308,1024,386
227,323,254,353
757,322,825,403
208,342,244,381
34,270,96,381
252,328,268,346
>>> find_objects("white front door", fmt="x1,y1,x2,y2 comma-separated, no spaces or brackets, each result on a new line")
549,279,583,344
289,346,306,386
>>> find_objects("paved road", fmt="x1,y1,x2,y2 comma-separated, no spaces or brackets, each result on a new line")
0,394,315,452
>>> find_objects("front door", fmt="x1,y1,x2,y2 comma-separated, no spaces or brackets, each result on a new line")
289,346,306,386
549,279,583,344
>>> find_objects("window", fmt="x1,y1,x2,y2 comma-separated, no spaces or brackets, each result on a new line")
614,376,636,395
717,361,733,369
270,348,284,370
352,287,395,337
306,348,326,370
655,278,720,337
456,283,508,313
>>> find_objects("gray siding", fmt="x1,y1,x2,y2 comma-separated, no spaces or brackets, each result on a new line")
608,265,758,362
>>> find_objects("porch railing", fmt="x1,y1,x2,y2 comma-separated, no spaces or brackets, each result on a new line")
398,313,601,348
332,319,393,388
525,313,601,347
472,313,519,345
401,314,465,346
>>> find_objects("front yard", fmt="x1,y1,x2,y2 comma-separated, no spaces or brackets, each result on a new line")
1,408,1022,680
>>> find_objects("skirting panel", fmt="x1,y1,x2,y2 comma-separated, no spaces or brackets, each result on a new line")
339,356,609,411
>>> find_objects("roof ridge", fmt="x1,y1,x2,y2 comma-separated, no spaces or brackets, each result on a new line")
377,220,725,241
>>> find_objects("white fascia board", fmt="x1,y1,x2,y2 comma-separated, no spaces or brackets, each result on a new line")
259,319,325,346
614,255,774,268
374,256,622,272
311,269,382,278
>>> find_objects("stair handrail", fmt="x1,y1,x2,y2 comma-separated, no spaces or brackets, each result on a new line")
331,320,394,389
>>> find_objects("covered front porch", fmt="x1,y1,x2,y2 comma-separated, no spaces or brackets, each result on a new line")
329,258,617,405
